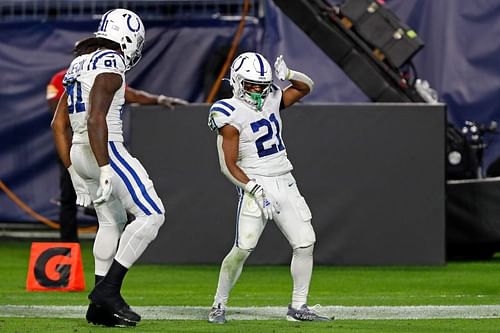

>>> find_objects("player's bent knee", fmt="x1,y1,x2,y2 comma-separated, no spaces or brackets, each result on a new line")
141,214,165,242
149,213,165,240
93,240,117,263
93,222,122,262
293,243,315,254
226,246,252,263
94,248,115,263
237,234,260,250
128,213,165,243
234,245,254,254
290,229,316,250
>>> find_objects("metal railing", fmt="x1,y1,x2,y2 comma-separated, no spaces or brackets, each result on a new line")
0,0,263,21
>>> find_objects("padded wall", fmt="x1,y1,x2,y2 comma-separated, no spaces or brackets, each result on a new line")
130,103,446,265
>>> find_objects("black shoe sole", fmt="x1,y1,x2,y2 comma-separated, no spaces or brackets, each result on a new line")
89,287,141,323
86,303,137,327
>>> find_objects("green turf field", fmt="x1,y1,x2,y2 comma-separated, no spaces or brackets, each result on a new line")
1,239,499,332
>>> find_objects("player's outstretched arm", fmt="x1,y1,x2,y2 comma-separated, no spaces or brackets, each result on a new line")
274,55,314,109
125,86,189,109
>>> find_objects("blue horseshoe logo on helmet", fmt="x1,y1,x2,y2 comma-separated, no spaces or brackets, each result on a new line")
126,14,141,32
233,56,248,72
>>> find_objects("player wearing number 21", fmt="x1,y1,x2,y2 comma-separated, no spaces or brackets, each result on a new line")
207,53,332,323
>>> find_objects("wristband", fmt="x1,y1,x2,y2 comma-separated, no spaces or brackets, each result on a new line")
99,164,113,176
244,180,260,195
288,69,314,92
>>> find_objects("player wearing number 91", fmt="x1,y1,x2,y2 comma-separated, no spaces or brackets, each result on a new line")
51,9,165,327
207,53,331,323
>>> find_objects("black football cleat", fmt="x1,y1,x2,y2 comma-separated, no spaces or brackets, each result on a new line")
88,286,141,324
86,302,115,327
86,302,136,327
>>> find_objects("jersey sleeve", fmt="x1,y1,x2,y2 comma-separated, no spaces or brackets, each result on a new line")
208,100,242,132
87,50,126,75
268,85,285,111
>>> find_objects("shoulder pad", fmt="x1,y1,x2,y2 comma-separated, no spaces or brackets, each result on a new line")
63,55,85,86
87,50,126,73
208,100,237,131
270,84,282,96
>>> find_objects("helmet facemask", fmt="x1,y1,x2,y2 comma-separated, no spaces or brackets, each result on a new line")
121,34,144,69
241,79,272,111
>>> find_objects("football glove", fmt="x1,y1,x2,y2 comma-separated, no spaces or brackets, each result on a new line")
94,164,113,205
67,165,92,207
274,55,314,91
245,180,280,220
157,95,189,109
274,55,290,81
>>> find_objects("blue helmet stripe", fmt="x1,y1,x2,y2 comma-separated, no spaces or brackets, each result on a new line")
233,57,247,72
98,10,112,32
255,53,265,76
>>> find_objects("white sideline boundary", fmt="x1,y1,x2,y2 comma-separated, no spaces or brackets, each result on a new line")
1,305,500,320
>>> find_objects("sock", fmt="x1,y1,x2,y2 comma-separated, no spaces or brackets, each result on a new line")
213,246,251,308
95,274,104,286
290,245,314,309
100,259,128,295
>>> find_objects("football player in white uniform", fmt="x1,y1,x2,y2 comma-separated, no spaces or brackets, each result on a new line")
51,9,165,327
207,52,331,323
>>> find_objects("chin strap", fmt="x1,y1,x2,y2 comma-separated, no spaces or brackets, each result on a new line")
248,92,264,111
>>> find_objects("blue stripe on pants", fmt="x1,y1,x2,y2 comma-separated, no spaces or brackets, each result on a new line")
109,159,152,215
109,142,163,214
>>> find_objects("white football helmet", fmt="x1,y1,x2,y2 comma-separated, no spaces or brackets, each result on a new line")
95,8,145,70
230,52,273,111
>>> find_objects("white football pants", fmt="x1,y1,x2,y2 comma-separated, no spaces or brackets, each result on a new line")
70,142,165,275
236,172,316,250
213,172,316,308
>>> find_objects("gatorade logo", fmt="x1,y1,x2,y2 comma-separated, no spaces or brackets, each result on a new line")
33,247,71,288
26,242,85,291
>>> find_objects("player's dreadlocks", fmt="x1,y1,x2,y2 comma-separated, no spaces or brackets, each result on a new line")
73,37,121,57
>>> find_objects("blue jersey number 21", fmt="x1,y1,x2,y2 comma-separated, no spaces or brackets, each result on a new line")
250,113,285,158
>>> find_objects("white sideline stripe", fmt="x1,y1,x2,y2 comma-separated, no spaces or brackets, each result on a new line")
1,305,500,320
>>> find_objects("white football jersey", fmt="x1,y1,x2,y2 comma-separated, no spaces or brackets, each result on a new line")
63,49,127,144
208,86,293,177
